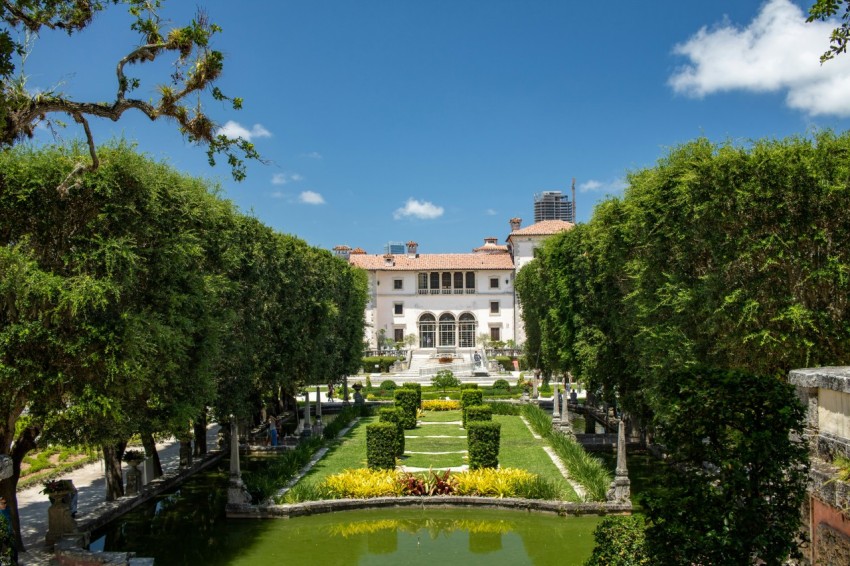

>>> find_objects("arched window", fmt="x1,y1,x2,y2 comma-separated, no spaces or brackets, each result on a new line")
459,313,477,348
418,313,436,348
439,313,456,346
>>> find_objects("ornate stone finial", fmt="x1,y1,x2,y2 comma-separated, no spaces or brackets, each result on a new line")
552,384,561,420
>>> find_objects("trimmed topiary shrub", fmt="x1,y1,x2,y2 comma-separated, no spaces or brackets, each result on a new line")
465,404,492,427
402,382,421,408
492,378,511,392
378,407,405,457
467,421,501,469
394,389,419,429
460,383,479,390
380,379,399,391
461,389,484,427
366,422,398,470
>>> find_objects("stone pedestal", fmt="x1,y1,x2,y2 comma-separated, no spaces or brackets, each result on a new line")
179,440,193,469
552,386,561,420
343,376,350,405
46,481,79,547
606,419,631,504
315,385,323,425
228,419,251,505
125,461,143,496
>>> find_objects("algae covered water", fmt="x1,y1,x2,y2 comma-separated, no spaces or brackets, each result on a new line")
89,462,603,565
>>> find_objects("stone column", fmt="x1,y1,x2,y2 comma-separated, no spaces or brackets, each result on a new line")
228,419,251,505
313,385,325,436
301,390,312,438
552,385,561,420
343,375,350,405
606,419,631,504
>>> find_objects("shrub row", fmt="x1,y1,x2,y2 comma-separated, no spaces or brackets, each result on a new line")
242,436,323,503
402,382,422,408
488,402,520,416
361,356,400,373
322,405,364,440
460,389,484,428
465,405,492,425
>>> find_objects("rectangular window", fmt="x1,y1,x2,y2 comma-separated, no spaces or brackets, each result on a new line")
393,279,403,290
490,327,501,341
454,272,464,289
490,301,499,314
394,303,403,316
490,277,499,289
466,272,475,289
394,328,404,342
418,273,428,290
430,272,440,289
442,272,452,289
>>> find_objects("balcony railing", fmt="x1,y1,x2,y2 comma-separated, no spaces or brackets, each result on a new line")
417,288,477,295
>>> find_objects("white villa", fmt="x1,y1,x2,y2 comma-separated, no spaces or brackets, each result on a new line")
337,217,572,374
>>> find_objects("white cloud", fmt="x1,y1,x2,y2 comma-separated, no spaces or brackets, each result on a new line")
216,121,272,141
299,190,325,205
485,208,498,216
579,179,626,193
272,172,304,185
393,198,445,220
669,0,850,116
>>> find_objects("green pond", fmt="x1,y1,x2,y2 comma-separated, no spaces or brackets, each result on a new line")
89,461,605,565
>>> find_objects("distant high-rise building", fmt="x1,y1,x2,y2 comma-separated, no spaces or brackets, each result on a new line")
384,241,405,255
533,189,576,223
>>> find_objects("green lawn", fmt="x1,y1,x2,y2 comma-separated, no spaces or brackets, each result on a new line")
289,409,579,501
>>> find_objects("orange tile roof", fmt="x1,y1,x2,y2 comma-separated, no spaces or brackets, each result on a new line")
349,253,515,271
508,219,574,238
472,242,509,253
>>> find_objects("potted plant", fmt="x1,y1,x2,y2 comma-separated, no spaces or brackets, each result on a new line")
123,449,145,466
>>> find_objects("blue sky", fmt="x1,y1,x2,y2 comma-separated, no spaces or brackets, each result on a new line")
19,0,850,252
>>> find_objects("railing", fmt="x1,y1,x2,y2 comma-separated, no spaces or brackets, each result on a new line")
363,349,407,358
418,288,477,295
419,362,475,378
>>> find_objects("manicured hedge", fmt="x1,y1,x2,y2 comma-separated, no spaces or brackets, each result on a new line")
460,389,484,428
362,356,400,373
489,402,520,416
460,383,478,390
402,382,422,408
378,407,405,457
467,421,501,469
465,404,492,425
394,389,419,429
380,380,399,391
366,422,398,470
492,379,511,392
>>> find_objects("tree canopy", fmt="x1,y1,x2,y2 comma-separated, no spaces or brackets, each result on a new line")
0,1,257,193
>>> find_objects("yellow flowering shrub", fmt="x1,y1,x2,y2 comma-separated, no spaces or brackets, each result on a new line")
422,400,461,411
453,468,537,498
320,468,405,499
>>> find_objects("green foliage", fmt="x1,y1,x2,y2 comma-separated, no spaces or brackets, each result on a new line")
464,405,492,427
242,437,322,503
366,422,397,470
379,380,398,391
320,468,404,498
491,379,511,392
378,407,405,457
467,421,501,469
322,405,362,441
488,402,520,416
585,516,650,566
644,368,809,565
493,356,515,372
393,389,419,430
361,356,398,373
460,383,478,390
521,405,611,501
402,382,421,408
808,0,850,62
431,369,460,393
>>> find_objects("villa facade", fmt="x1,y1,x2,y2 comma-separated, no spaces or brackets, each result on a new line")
340,217,573,353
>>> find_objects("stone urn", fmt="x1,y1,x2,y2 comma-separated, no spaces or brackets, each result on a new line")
123,450,145,495
44,479,79,546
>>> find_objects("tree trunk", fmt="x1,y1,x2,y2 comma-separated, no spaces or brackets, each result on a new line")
102,443,126,501
193,412,207,456
585,392,596,434
140,432,163,478
2,425,39,551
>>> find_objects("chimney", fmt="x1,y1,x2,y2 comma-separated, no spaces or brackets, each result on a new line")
484,237,498,245
406,240,418,257
383,253,394,266
509,217,522,231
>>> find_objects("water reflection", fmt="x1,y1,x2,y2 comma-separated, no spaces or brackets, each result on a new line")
91,461,604,565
